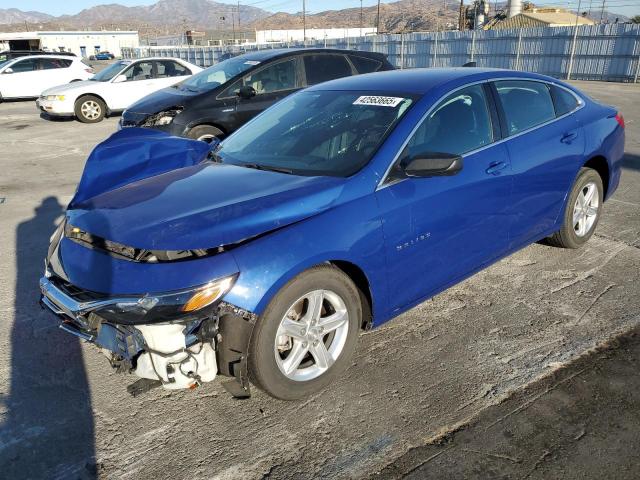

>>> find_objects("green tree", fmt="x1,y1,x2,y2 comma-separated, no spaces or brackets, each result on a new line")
631,15,640,23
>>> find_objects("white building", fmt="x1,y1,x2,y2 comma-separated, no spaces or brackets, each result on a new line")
0,31,139,58
255,28,377,44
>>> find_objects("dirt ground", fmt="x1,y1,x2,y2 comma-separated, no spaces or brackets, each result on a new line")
0,80,638,480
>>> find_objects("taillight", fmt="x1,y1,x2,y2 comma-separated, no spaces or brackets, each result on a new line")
615,113,625,129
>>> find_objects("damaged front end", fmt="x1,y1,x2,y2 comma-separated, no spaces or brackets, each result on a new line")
40,272,255,397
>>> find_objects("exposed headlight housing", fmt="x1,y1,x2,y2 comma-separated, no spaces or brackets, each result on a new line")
45,94,65,101
93,274,238,325
143,107,183,127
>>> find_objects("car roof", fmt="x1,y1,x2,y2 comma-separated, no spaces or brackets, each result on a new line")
9,54,78,60
306,67,557,95
232,48,385,62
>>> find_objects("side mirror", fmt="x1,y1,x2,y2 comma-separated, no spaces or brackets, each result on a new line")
401,152,463,178
3,67,14,74
112,74,127,83
237,85,256,100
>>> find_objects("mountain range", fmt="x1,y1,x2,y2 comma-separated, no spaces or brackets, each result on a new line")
0,0,634,36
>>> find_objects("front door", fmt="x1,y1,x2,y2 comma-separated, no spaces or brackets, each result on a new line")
232,57,301,127
376,83,513,314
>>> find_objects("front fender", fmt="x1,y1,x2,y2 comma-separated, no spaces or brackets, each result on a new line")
223,193,389,324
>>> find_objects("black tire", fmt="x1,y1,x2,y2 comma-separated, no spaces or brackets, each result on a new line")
186,125,224,143
75,95,106,123
248,265,362,400
70,79,82,83
547,167,603,249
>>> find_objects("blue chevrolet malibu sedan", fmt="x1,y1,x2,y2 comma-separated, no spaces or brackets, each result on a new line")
40,68,625,399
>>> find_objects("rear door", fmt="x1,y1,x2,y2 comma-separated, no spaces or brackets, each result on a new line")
228,56,302,127
38,57,73,88
491,79,584,246
376,83,512,313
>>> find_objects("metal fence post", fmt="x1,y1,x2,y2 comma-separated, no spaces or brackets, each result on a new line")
400,33,405,69
515,30,522,71
635,42,640,83
567,24,580,80
433,31,438,68
470,29,476,62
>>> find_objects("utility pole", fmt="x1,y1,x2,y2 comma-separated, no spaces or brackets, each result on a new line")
237,1,241,31
232,12,236,43
599,0,606,23
360,0,363,37
567,0,582,79
302,0,306,42
376,0,381,34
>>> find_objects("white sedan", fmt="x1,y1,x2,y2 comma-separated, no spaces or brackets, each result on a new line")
37,57,201,123
0,55,93,100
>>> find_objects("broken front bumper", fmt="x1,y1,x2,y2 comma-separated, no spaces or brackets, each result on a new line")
39,276,218,390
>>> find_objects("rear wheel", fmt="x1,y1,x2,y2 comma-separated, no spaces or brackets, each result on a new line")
75,95,106,123
249,265,362,400
547,168,603,249
187,125,224,143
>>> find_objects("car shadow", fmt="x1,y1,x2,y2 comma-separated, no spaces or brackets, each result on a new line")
1,196,97,478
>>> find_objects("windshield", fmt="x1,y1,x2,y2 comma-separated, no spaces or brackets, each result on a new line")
90,61,129,81
217,90,416,177
177,56,256,92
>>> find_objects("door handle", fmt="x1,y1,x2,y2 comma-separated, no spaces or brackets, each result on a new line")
485,161,507,176
561,132,578,144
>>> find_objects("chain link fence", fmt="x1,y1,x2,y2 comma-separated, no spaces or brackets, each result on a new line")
123,23,640,82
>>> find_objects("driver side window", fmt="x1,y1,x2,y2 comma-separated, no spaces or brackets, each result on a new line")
402,84,494,162
121,61,154,82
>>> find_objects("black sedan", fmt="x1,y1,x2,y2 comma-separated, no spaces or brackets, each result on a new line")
119,48,394,142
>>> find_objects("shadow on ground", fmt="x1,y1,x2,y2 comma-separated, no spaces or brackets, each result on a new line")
1,196,96,479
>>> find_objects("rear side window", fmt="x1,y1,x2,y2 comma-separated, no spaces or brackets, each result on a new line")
495,80,556,135
402,84,494,158
155,60,191,78
39,58,72,69
349,55,383,74
304,54,353,85
551,85,580,117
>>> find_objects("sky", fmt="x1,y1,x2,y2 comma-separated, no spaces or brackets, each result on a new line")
1,0,638,18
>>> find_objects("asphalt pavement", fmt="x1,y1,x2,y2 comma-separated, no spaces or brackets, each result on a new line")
0,80,638,479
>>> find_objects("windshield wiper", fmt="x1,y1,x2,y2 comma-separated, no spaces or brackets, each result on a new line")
240,163,294,175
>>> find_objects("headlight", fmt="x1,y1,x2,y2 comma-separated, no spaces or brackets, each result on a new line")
93,274,237,325
45,94,65,101
143,107,183,127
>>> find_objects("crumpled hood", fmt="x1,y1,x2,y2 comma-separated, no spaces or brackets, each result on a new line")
68,130,345,251
126,86,199,115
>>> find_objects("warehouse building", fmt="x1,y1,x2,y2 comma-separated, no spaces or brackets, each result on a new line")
489,7,595,29
0,31,139,58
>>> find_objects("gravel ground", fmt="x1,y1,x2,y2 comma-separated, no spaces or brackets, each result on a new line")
0,80,638,480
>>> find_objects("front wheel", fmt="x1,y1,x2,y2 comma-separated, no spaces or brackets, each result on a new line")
75,95,106,123
248,265,362,400
547,167,603,249
186,125,224,143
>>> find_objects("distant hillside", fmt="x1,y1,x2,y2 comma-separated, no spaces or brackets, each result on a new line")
252,0,460,33
0,8,53,24
0,0,270,36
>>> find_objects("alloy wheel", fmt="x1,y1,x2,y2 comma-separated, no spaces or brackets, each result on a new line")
572,181,599,237
274,289,349,382
81,100,101,120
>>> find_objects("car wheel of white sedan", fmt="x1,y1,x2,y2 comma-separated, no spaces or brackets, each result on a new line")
548,167,603,249
249,265,362,400
75,95,106,123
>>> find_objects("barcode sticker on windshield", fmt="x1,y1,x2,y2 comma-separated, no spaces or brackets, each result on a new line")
353,96,405,107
